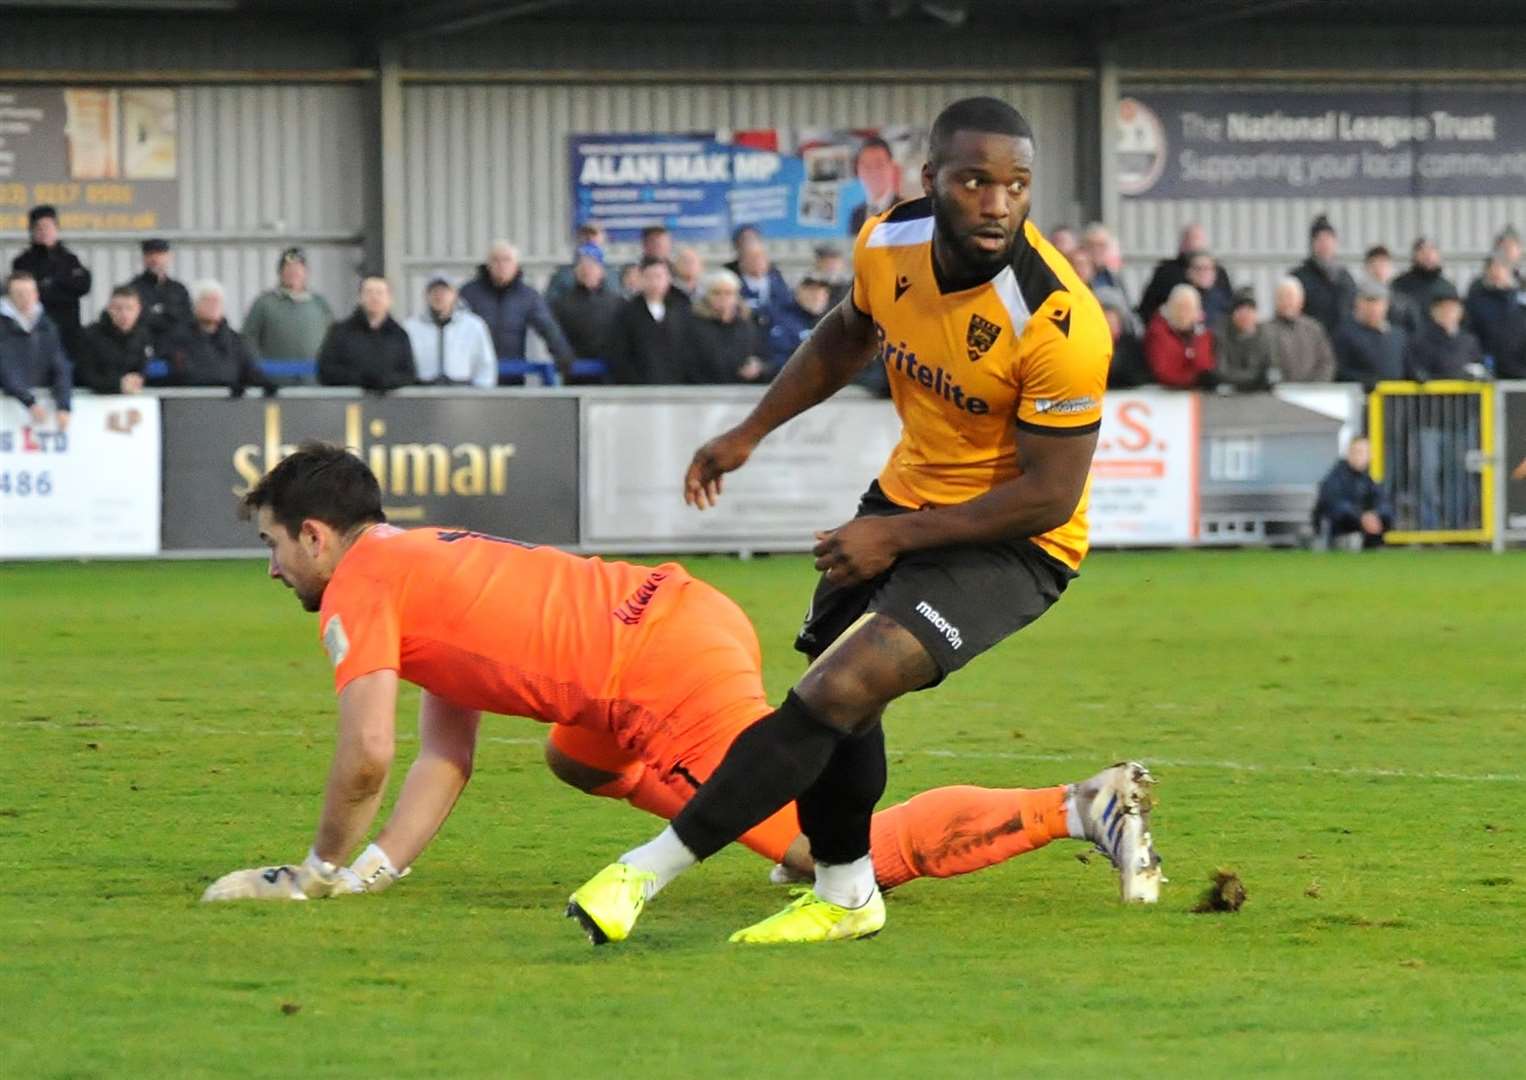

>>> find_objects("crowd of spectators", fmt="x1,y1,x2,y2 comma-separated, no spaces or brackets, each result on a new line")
3,199,1525,419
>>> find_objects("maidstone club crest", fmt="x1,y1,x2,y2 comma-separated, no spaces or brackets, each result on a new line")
966,314,1002,362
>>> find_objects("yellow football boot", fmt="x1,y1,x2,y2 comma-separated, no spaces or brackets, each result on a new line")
566,863,655,945
728,888,886,944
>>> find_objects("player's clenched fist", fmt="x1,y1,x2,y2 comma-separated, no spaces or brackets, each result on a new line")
684,428,759,510
813,517,902,584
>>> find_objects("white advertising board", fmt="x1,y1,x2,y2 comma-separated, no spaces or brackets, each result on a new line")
1088,392,1199,545
582,396,901,550
0,395,161,558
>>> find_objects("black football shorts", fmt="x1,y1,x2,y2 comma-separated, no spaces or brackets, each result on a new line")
794,481,1076,684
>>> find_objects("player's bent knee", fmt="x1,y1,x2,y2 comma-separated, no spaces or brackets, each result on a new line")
543,742,623,794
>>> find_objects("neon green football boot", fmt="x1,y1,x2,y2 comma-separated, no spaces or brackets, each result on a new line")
566,863,656,945
728,888,886,944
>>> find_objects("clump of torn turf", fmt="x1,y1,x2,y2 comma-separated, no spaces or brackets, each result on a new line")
1192,869,1247,913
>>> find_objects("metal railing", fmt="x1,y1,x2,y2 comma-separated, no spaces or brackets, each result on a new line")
1368,381,1495,544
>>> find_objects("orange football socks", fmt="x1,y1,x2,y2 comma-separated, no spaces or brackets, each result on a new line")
868,784,1073,889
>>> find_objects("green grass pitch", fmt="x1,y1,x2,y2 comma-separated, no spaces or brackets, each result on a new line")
2,549,1523,1077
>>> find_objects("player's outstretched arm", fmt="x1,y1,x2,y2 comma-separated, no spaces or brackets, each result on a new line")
372,690,481,873
203,670,402,902
685,297,879,508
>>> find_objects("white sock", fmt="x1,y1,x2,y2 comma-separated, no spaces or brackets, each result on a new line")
1066,784,1088,840
813,855,876,909
620,827,697,898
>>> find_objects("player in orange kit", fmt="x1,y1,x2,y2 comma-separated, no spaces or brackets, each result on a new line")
202,443,1148,910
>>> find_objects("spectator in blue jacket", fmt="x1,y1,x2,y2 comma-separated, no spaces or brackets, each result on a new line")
457,241,575,380
0,271,72,430
1313,436,1393,549
766,273,833,372
734,235,791,333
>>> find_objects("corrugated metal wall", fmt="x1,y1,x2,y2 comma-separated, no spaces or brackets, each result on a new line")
0,14,359,70
4,85,369,326
398,78,1085,302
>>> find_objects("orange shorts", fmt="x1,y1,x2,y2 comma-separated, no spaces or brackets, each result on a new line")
552,576,798,862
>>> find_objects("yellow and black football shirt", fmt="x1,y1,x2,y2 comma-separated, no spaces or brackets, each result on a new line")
850,197,1112,570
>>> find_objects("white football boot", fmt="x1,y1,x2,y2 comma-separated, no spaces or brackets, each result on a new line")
1072,762,1164,903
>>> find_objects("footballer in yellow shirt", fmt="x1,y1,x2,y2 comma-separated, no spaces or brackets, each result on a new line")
570,97,1157,948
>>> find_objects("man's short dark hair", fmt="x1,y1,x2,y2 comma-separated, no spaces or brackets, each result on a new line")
576,223,601,240
640,225,669,241
731,224,761,249
7,270,36,288
110,284,138,301
638,254,669,272
239,442,385,539
1364,245,1391,262
929,97,1034,167
855,135,893,167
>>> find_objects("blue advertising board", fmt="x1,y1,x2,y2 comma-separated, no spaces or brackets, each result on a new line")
568,127,925,242
1118,87,1526,199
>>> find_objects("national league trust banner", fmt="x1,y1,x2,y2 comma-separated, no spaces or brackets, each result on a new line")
569,128,925,242
1117,87,1526,199
1088,393,1199,545
0,396,161,558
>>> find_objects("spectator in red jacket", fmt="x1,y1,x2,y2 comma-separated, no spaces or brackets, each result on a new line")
1144,284,1216,389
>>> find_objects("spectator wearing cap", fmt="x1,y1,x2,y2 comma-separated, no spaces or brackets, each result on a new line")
545,223,610,305
75,285,153,395
0,271,71,430
242,247,334,368
811,243,851,309
129,238,192,353
11,205,91,357
606,255,692,385
1406,280,1486,381
1391,236,1455,317
551,247,624,373
161,280,272,397
734,234,791,331
1464,255,1526,369
766,273,834,373
404,273,497,388
457,240,576,380
317,275,416,392
1262,277,1335,383
1217,288,1274,392
848,136,901,237
672,246,705,301
1290,214,1357,339
685,270,767,384
1138,222,1234,323
1333,278,1407,388
1362,245,1420,337
1143,284,1216,389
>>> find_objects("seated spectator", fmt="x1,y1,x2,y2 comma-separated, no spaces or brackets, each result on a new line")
1143,284,1215,389
1263,277,1335,383
1406,281,1486,381
1363,244,1420,336
1391,236,1454,315
812,243,852,309
1047,224,1078,258
0,271,71,430
1083,222,1125,296
76,285,153,395
672,246,705,300
243,247,334,366
404,273,497,388
606,256,692,385
1067,247,1096,287
317,276,416,391
686,270,767,384
1313,436,1392,550
1138,223,1233,322
161,280,273,396
1185,250,1232,332
734,235,790,329
130,238,193,354
11,205,91,358
1217,288,1273,392
1464,255,1526,368
1095,286,1148,389
767,273,833,372
1290,214,1356,339
1333,278,1407,387
544,223,609,304
457,240,575,379
551,247,624,369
